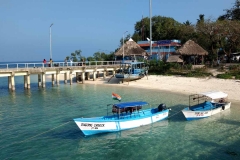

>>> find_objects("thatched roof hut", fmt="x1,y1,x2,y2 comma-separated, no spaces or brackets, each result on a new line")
166,55,183,63
176,40,208,56
115,38,148,57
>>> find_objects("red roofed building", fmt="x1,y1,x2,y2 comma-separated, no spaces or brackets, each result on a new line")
137,40,181,61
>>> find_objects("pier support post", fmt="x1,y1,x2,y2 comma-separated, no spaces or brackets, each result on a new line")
27,74,30,89
51,74,55,86
8,76,12,90
38,74,41,87
56,72,59,86
11,75,15,91
64,72,67,84
24,75,27,88
86,72,90,80
81,72,85,84
106,70,109,76
93,72,96,81
113,70,116,75
64,73,67,84
76,72,79,82
96,71,99,78
42,73,46,88
103,71,106,79
69,72,72,85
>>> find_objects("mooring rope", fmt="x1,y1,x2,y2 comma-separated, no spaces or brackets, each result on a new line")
168,110,182,119
0,121,71,150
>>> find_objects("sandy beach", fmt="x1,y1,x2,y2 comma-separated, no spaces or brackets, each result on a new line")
81,75,240,102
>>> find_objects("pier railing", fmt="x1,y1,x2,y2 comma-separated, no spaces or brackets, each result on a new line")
0,61,121,70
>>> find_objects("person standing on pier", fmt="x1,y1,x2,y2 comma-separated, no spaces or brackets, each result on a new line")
43,59,46,67
49,58,53,67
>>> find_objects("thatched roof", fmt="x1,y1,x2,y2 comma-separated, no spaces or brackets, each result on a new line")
115,38,148,56
176,40,208,56
167,55,183,63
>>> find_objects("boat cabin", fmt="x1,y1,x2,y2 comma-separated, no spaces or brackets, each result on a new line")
189,91,228,111
108,101,147,118
116,61,148,78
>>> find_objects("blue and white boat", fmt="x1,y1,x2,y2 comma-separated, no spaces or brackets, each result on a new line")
182,91,231,121
74,101,170,136
115,61,148,81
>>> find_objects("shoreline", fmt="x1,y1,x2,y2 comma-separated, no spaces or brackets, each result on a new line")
82,75,240,103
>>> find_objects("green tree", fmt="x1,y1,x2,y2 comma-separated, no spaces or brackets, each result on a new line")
75,50,82,61
218,0,240,20
197,14,205,24
195,18,240,62
104,52,115,61
70,50,82,62
86,56,94,61
119,33,131,47
178,23,196,44
183,20,192,26
93,52,102,61
132,16,182,41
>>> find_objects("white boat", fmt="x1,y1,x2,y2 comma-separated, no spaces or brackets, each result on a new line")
74,101,170,136
182,91,231,120
115,61,148,81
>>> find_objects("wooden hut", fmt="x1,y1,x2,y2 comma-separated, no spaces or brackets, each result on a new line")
176,40,208,65
115,38,148,61
166,55,183,63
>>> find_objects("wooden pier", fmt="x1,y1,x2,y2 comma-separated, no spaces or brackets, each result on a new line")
0,61,120,91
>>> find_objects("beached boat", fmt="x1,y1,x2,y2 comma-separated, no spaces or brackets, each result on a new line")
74,101,170,136
182,91,231,121
115,61,148,81
112,92,121,101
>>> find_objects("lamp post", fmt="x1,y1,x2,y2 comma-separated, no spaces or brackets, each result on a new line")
149,0,152,57
50,23,53,59
123,31,128,61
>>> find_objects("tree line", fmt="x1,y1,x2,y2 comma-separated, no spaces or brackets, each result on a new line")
68,0,240,63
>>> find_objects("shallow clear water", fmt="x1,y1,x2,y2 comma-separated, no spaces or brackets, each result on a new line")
0,76,240,160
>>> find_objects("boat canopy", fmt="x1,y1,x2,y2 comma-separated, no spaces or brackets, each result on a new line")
200,91,228,99
114,101,148,109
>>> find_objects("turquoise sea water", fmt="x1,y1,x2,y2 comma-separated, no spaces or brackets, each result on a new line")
0,76,240,160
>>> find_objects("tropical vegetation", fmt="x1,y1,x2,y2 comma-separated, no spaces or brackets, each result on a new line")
66,0,240,79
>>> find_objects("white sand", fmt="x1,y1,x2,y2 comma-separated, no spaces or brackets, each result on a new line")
82,75,240,102
46,73,239,102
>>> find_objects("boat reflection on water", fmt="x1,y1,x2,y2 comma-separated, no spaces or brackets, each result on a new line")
76,120,169,155
104,119,169,139
184,108,232,132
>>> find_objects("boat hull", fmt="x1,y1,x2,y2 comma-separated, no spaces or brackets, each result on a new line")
115,73,142,80
74,109,169,136
182,102,231,120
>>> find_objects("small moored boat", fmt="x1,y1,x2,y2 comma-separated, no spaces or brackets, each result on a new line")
182,91,231,121
74,101,170,136
112,92,121,101
115,61,148,81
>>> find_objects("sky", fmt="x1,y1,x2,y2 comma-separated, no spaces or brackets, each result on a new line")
0,0,236,62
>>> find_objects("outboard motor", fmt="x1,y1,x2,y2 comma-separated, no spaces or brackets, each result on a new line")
158,103,167,112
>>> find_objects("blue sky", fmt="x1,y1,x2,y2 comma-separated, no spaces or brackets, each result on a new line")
0,0,235,62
